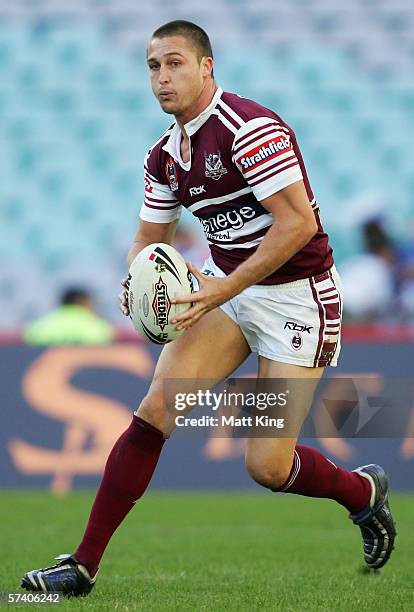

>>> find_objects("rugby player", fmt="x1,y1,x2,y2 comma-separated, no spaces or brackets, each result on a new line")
22,20,396,596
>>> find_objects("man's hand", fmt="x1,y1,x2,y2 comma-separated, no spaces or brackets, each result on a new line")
118,275,131,317
172,262,234,330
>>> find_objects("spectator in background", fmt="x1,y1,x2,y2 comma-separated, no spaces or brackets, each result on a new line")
23,288,114,345
395,234,414,320
341,217,414,322
341,219,395,321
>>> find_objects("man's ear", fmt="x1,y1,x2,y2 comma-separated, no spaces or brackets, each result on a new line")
201,57,213,79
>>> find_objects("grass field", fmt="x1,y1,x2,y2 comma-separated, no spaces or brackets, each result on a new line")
0,491,412,611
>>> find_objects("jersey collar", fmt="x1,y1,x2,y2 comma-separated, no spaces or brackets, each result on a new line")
162,86,223,161
183,85,223,137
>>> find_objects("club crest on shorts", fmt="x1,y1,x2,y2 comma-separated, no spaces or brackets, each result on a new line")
291,333,303,351
165,156,179,191
204,151,228,181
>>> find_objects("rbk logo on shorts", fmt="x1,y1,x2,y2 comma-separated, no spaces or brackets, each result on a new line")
238,135,291,170
284,321,313,334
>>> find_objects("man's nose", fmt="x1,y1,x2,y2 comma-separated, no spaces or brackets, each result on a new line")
158,65,170,85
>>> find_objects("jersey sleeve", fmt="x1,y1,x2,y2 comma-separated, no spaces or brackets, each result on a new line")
232,117,303,201
139,152,182,224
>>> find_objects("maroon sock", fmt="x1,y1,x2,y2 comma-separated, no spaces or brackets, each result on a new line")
74,415,165,576
276,445,371,514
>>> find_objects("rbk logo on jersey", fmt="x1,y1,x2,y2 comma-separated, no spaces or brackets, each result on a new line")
238,135,291,170
165,156,179,191
189,185,206,196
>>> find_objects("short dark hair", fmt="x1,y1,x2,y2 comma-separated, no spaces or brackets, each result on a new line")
363,220,394,255
151,20,213,62
61,288,91,306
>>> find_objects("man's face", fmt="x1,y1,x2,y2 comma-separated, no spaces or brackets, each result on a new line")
147,35,211,118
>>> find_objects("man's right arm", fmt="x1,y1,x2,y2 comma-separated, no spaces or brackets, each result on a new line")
127,219,179,268
121,149,182,315
120,219,179,317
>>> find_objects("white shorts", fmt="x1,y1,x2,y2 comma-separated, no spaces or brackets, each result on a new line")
201,256,342,368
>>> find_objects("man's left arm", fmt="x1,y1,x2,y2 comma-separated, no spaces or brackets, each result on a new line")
224,179,317,292
173,179,317,330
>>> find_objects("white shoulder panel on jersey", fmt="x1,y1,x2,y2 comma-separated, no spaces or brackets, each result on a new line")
232,116,303,201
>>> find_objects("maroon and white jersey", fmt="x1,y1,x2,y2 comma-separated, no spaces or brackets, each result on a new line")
140,87,333,284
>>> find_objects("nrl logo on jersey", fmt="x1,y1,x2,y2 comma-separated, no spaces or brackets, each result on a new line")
165,156,179,191
204,152,228,181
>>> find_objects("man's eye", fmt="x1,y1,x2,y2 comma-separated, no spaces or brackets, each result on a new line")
171,61,180,67
149,64,159,71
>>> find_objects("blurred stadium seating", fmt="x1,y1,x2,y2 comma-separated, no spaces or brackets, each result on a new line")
1,0,413,328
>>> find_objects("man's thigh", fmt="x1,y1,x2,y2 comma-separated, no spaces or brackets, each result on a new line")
245,358,323,475
136,307,251,434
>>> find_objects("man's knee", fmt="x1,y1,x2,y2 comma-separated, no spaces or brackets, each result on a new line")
136,389,167,434
245,454,293,490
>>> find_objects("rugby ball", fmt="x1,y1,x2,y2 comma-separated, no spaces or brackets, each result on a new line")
127,243,194,344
